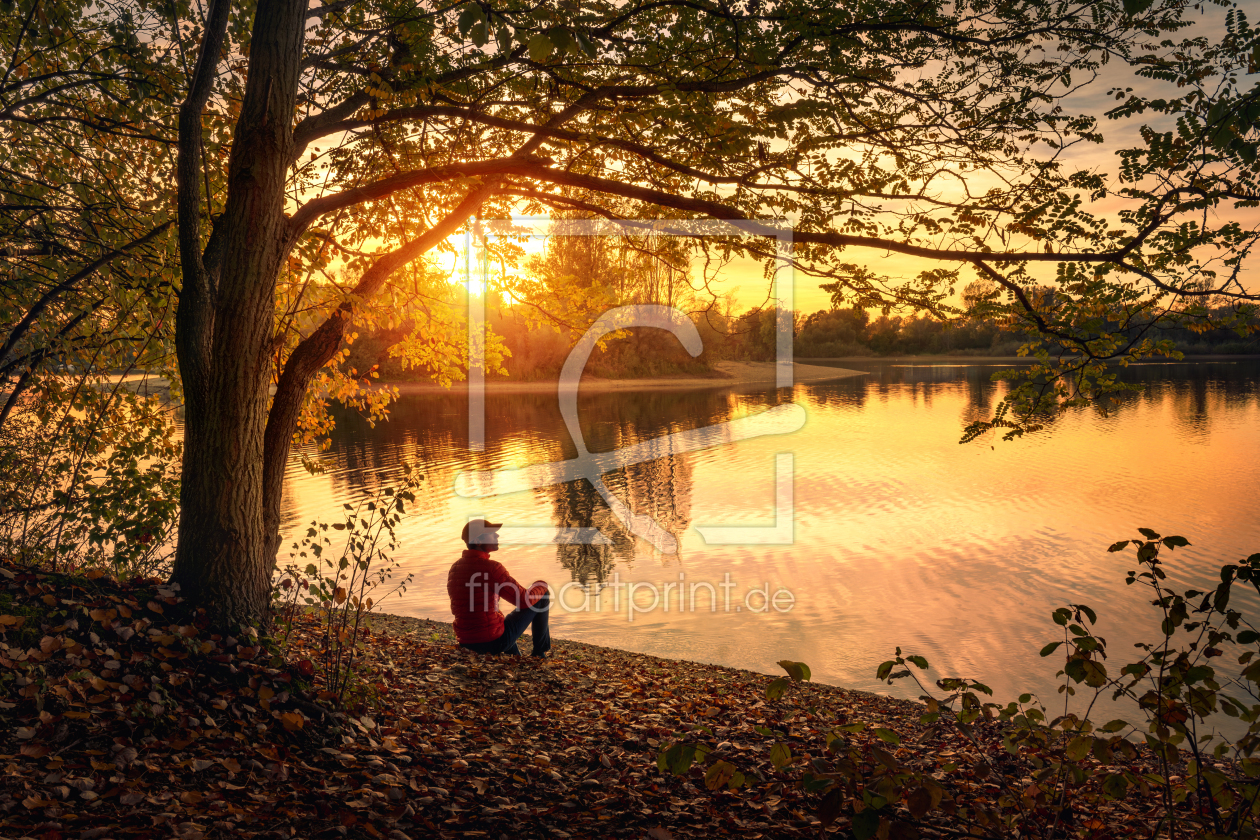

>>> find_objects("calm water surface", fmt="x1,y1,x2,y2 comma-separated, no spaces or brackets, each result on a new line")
281,359,1260,719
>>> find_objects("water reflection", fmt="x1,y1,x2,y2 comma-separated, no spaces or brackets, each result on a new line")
281,358,1260,725
289,387,724,576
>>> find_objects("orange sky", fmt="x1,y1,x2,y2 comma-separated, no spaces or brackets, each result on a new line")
337,2,1260,320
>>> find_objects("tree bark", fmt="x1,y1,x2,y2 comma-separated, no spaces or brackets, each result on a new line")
171,0,307,626
170,0,501,626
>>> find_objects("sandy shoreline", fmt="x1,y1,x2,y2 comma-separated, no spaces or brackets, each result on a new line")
382,360,866,394
799,354,1260,363
88,361,863,401
90,354,1255,402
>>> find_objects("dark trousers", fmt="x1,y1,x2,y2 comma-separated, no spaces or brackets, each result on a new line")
460,594,551,657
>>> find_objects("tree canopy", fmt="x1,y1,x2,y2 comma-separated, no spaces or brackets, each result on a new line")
2,0,1259,623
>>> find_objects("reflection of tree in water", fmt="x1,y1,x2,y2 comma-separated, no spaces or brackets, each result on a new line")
550,480,618,587
550,446,694,587
296,386,715,582
806,359,1260,442
542,388,744,585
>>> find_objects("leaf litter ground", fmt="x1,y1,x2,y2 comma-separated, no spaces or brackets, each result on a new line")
0,565,1209,839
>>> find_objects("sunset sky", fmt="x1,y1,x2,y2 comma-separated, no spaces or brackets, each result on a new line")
423,1,1260,320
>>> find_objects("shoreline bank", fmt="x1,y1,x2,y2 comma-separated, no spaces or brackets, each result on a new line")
365,609,899,705
379,360,866,395
82,354,1260,404
92,361,867,401
799,353,1260,363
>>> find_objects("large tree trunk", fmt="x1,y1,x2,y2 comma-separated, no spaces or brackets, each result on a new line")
171,0,307,627
169,0,501,627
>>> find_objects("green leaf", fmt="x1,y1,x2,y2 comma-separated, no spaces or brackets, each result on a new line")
1137,527,1161,540
770,741,792,769
906,655,929,669
1121,0,1155,15
573,29,596,58
1107,541,1130,552
704,759,740,790
777,660,812,682
1163,536,1190,548
1066,736,1092,761
801,771,832,792
853,807,881,840
1102,772,1130,799
1214,583,1231,613
1040,641,1064,657
661,743,697,775
528,33,553,62
766,677,789,701
873,728,901,745
457,4,483,38
1082,660,1107,688
549,27,573,54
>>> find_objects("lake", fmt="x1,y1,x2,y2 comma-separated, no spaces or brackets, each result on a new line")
280,358,1260,722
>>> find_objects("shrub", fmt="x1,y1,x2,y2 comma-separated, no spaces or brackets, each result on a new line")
0,384,180,579
663,530,1260,839
272,466,419,705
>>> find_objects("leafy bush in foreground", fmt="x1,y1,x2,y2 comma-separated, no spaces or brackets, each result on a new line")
272,467,419,705
664,531,1260,839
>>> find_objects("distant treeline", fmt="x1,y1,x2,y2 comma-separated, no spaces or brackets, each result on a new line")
792,308,1019,357
343,304,1259,382
792,306,1259,359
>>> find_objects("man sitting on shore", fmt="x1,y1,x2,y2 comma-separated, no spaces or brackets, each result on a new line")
447,519,552,658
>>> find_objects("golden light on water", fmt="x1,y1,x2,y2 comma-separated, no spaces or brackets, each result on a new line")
279,361,1260,725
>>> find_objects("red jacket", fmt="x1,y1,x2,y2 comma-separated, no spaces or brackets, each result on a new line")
447,549,546,644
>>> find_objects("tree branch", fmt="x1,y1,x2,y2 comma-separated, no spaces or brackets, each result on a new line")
0,221,172,372
174,0,231,394
507,168,1257,283
262,177,503,539
285,157,549,242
